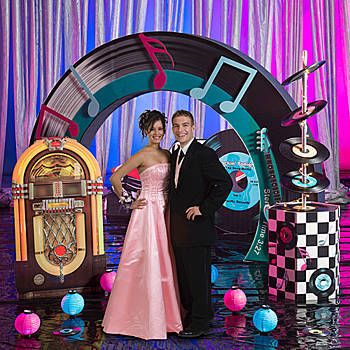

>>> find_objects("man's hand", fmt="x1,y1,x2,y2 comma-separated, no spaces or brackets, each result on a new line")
131,198,148,209
186,206,202,220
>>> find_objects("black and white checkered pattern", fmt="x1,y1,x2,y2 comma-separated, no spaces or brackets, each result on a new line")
268,202,340,303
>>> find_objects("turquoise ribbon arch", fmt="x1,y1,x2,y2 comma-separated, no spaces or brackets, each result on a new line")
67,69,276,262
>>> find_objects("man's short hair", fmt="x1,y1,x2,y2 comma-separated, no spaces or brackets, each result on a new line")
171,110,194,125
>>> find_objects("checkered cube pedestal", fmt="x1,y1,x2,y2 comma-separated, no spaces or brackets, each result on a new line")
268,202,340,303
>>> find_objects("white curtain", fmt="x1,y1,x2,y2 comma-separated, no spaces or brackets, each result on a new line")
1,0,349,203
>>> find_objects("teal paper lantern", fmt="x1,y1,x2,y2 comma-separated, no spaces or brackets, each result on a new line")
211,265,219,284
253,305,278,333
61,290,85,316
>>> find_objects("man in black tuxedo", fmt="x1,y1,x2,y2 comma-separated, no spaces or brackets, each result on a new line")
169,110,233,338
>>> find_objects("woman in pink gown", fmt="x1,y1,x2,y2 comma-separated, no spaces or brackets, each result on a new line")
102,110,182,340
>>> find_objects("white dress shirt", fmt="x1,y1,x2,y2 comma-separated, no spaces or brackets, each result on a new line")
175,138,194,188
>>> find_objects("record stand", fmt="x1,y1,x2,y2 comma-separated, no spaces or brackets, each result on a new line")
268,51,340,303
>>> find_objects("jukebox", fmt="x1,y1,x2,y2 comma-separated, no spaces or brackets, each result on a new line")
12,138,106,299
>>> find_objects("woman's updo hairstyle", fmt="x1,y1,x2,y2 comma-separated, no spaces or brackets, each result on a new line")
138,110,167,137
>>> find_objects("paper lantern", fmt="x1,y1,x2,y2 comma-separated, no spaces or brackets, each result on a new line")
100,269,117,293
211,265,219,284
224,286,247,312
253,305,278,332
14,310,41,336
61,290,85,316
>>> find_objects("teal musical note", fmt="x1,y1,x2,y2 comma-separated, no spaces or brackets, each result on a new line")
69,66,100,118
190,56,257,113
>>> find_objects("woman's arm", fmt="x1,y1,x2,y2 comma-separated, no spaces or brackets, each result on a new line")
110,152,143,199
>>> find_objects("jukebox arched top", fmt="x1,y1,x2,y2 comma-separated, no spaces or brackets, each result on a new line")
29,153,86,181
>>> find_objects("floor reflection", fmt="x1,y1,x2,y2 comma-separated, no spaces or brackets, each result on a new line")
1,191,350,349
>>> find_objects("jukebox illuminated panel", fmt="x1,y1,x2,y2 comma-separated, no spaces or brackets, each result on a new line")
12,138,105,298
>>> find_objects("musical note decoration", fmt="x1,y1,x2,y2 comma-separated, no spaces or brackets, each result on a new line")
298,247,310,271
69,66,100,118
190,56,257,113
139,33,175,90
318,238,327,246
35,105,79,140
276,270,289,289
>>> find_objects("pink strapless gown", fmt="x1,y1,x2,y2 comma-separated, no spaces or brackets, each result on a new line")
102,163,183,339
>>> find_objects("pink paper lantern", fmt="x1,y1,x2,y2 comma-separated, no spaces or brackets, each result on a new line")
100,269,117,293
224,286,247,312
14,310,41,336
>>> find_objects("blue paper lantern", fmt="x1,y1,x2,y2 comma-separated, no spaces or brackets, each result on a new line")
61,290,85,316
211,265,219,284
253,305,278,333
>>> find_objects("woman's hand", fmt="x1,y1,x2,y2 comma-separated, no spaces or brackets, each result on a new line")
131,198,148,210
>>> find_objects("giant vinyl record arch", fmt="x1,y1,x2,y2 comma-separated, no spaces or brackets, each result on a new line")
31,31,302,262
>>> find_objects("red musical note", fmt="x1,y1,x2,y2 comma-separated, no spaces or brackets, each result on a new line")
35,105,79,140
139,33,174,89
298,247,310,271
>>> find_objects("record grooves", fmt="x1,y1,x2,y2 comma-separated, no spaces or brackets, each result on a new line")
204,129,260,236
282,60,326,86
281,171,330,194
281,100,327,127
279,137,330,164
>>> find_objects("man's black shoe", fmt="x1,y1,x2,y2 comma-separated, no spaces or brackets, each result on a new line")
178,327,209,338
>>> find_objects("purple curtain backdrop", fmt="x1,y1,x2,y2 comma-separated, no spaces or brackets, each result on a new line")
1,0,349,201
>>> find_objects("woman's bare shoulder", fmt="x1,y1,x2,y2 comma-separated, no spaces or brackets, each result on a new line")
161,148,171,158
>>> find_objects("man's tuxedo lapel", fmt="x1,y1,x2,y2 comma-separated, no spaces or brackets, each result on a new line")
170,148,178,189
177,139,197,188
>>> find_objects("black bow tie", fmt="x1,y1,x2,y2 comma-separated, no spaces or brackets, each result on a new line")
177,150,185,165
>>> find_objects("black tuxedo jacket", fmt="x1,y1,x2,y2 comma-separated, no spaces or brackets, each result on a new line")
169,140,233,246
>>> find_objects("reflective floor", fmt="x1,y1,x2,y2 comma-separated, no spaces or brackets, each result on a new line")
1,184,350,349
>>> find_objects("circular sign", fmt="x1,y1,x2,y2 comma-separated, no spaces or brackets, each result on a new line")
221,152,259,211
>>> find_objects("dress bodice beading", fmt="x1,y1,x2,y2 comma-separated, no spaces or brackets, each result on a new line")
139,163,170,201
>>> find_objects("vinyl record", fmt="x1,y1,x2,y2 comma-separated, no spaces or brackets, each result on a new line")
279,137,330,164
302,327,330,337
52,327,81,336
309,268,335,298
281,171,330,194
282,60,326,86
277,223,297,250
281,100,327,127
204,129,260,235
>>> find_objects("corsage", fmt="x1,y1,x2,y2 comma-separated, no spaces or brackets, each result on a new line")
112,186,134,209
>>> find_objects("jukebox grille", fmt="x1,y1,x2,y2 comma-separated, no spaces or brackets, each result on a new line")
43,212,77,268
